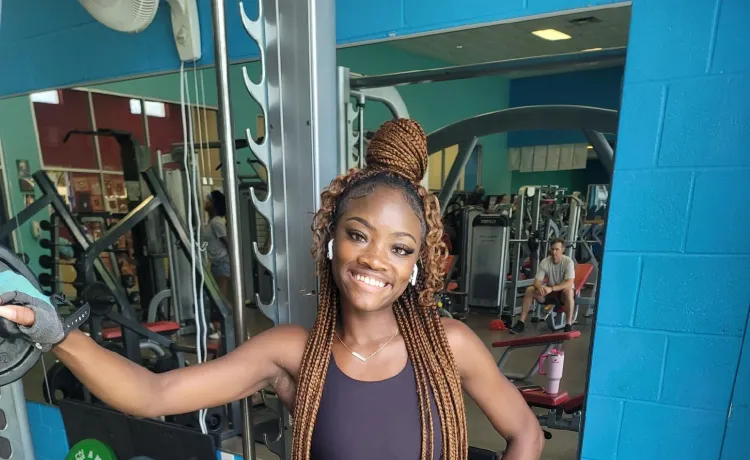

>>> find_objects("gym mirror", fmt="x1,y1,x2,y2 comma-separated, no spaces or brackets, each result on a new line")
337,4,629,460
0,3,629,459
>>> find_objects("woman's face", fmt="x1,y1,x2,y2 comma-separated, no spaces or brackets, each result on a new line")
331,185,423,313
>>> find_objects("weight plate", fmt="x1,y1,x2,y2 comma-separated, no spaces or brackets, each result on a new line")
65,439,117,460
0,246,44,386
42,361,85,406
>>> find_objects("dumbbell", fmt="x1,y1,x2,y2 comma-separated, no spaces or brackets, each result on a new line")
121,274,136,288
128,291,141,305
38,273,85,290
40,220,57,232
83,282,117,317
40,238,79,250
39,255,77,270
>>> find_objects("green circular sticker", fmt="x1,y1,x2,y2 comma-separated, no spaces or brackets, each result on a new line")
65,439,118,460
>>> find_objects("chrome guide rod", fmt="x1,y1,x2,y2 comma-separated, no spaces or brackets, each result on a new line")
210,0,255,458
350,47,626,90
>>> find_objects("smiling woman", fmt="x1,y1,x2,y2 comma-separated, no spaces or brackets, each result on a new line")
0,117,541,460
294,118,543,460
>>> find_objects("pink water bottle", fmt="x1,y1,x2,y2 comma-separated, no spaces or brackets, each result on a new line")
538,348,565,394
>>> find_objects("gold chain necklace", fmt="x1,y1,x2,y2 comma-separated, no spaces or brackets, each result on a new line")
335,332,399,362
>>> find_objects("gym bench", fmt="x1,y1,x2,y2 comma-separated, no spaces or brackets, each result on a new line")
101,320,180,341
492,330,584,437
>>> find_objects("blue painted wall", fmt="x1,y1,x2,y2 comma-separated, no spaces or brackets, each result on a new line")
584,1,750,459
508,66,623,193
4,0,750,459
0,0,624,97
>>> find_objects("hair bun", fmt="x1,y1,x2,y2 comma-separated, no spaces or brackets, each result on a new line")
365,118,428,184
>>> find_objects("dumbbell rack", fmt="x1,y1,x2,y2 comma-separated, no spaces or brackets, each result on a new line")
0,168,243,444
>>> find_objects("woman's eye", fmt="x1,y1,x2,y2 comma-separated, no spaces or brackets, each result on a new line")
392,245,414,256
348,231,366,242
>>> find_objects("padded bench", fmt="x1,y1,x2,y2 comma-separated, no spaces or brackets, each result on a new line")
102,321,180,341
492,330,581,382
493,330,584,435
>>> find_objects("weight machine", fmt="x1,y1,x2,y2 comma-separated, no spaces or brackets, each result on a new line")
425,105,616,328
0,166,245,455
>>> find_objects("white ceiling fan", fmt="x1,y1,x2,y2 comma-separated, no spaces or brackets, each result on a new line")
78,0,201,61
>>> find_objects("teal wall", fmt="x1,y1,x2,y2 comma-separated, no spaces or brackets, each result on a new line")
0,97,46,274
0,43,510,271
94,43,512,194
337,44,510,194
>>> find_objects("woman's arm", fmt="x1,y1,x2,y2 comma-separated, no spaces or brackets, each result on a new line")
442,318,544,459
0,292,301,418
55,325,305,417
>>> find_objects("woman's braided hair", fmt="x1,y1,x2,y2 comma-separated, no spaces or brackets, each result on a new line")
291,118,468,459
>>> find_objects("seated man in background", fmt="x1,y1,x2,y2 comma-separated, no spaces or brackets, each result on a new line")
510,238,575,334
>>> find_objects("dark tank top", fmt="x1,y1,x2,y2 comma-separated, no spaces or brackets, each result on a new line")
310,355,443,460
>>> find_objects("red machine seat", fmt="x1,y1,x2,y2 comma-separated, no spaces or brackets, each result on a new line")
562,393,585,414
521,389,570,409
102,321,180,341
492,330,581,348
572,263,594,295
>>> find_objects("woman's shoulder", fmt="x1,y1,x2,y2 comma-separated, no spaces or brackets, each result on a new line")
262,324,310,373
440,317,474,352
264,323,310,347
439,317,487,366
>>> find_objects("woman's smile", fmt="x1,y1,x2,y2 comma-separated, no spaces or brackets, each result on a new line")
348,270,391,292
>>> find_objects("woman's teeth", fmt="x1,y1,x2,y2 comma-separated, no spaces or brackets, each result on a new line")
355,274,386,288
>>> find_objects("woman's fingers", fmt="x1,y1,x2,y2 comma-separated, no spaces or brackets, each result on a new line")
0,305,35,327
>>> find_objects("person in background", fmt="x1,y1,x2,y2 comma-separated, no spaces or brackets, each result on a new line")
204,190,231,339
510,237,576,334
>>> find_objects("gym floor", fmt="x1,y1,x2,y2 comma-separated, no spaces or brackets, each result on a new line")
22,308,593,460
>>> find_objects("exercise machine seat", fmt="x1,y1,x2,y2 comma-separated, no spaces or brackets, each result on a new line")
562,394,584,414
102,321,180,341
492,330,581,348
521,389,570,409
572,263,594,295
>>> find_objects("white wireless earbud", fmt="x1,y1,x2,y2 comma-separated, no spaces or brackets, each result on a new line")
327,239,334,260
410,264,418,286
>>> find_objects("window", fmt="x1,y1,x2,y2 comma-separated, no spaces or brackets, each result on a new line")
30,90,61,105
428,145,466,192
32,88,218,210
33,88,98,169
130,99,167,118
91,92,147,172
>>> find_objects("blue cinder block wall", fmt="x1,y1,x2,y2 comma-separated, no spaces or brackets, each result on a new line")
2,1,749,460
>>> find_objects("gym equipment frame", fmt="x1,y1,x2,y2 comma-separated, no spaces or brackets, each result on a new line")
211,0,340,456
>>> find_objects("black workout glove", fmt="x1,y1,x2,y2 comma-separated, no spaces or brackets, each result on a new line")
0,290,68,352
0,265,74,352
